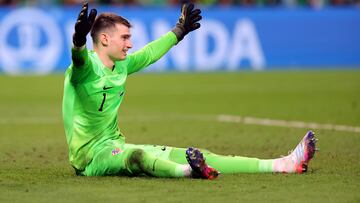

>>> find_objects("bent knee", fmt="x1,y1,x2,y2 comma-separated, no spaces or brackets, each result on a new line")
128,148,145,164
126,148,146,174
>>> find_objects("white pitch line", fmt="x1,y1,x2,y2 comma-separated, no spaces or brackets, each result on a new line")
217,114,360,134
1,114,359,134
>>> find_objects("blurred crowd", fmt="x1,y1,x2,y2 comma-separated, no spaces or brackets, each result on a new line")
0,0,359,7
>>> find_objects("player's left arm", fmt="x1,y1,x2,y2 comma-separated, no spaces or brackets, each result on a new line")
126,32,177,75
126,2,202,75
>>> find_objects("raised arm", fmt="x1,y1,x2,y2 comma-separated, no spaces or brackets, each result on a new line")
70,1,97,83
127,2,202,75
171,2,202,43
73,1,97,51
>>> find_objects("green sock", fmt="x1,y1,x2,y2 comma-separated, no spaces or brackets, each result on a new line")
203,151,260,173
168,147,275,173
258,159,274,172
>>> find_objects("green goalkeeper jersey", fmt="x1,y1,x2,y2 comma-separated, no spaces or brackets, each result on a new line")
62,32,177,171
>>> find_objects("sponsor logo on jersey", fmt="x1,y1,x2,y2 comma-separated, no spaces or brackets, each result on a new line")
103,86,113,90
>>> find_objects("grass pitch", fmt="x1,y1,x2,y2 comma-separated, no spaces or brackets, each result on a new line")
0,70,359,203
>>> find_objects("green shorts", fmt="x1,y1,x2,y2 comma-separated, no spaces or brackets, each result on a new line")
81,138,174,176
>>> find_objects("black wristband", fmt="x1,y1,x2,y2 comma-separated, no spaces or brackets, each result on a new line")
73,33,87,48
171,23,186,43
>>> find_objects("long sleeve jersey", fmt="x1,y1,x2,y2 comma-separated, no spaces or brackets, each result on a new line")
62,32,177,170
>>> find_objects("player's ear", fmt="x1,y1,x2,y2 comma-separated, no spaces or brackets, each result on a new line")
99,33,109,46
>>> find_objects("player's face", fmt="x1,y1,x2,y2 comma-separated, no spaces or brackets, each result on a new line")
107,23,132,61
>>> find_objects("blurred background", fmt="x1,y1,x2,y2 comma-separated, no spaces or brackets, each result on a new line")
0,0,359,74
1,0,360,7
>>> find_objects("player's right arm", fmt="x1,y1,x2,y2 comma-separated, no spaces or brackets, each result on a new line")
70,1,97,83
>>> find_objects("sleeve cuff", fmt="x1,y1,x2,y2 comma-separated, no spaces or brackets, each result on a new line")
72,45,86,51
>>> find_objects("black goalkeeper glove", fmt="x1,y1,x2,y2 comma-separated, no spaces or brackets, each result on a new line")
172,2,202,43
73,1,97,47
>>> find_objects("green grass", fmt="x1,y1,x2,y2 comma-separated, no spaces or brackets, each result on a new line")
0,70,360,202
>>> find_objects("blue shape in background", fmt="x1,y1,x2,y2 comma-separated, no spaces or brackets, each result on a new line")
0,6,359,74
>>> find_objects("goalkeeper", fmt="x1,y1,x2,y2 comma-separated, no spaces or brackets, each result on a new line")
62,1,317,179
